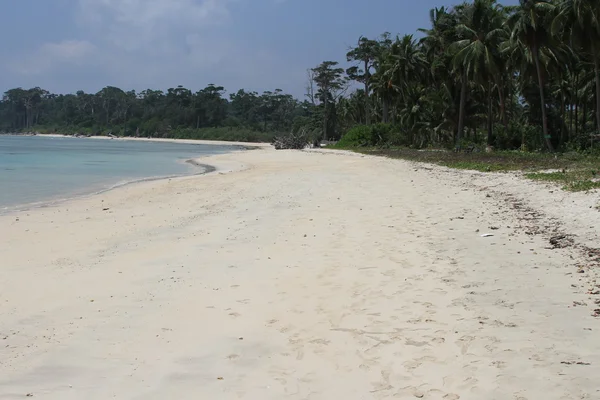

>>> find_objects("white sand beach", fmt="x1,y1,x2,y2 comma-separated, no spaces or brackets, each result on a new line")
1,147,599,400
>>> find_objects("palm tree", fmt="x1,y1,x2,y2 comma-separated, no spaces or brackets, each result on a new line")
452,0,507,145
554,0,600,138
420,6,467,146
371,34,395,123
508,0,557,151
385,35,427,103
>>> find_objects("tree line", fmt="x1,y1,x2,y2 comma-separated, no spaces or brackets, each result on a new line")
2,0,600,150
314,0,600,151
0,84,316,142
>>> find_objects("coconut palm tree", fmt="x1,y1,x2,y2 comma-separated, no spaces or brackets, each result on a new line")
385,35,427,105
508,0,558,151
554,0,600,137
420,6,468,146
371,34,395,123
452,0,507,145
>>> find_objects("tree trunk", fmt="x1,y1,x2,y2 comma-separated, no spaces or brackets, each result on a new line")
593,45,600,140
569,98,574,141
575,99,579,137
560,94,566,148
487,81,493,146
574,74,579,137
322,101,329,142
382,97,389,123
457,70,468,148
364,59,371,126
496,82,508,129
582,98,587,134
533,47,553,152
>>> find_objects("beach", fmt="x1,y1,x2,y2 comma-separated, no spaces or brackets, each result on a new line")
1,146,599,399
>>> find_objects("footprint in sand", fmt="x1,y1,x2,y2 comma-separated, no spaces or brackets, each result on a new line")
458,376,478,390
443,394,461,399
406,339,429,347
402,356,437,370
279,325,293,334
456,335,475,355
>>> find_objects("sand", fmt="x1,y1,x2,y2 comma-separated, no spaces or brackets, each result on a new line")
1,147,599,400
34,133,271,148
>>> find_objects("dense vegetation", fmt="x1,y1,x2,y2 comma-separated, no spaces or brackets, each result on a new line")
0,85,316,142
1,0,600,151
332,0,600,152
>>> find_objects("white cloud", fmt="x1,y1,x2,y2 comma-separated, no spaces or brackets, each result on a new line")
10,40,96,75
3,0,304,96
77,0,232,51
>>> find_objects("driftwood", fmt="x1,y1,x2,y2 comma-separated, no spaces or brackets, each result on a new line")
272,129,311,150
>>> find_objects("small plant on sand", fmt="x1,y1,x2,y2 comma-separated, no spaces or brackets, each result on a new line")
526,169,600,192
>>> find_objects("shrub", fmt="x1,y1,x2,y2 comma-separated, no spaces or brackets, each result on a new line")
370,123,394,144
335,125,374,147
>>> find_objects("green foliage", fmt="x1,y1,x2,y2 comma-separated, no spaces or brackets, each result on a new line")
493,123,542,150
0,84,315,142
334,123,401,148
336,0,600,153
335,125,374,148
311,61,347,141
526,169,600,191
370,123,394,144
364,147,600,174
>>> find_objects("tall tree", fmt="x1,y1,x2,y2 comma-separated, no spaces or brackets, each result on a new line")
452,0,507,145
554,0,600,138
346,37,379,125
508,0,557,151
311,61,346,142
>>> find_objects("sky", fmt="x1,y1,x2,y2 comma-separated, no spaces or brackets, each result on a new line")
0,0,519,98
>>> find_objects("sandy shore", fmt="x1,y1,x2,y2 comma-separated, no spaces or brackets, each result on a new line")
1,148,599,400
33,133,271,148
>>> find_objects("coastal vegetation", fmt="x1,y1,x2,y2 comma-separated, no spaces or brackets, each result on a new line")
2,0,600,156
0,85,315,142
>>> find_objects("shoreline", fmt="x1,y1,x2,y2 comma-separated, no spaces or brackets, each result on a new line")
0,162,214,216
0,136,258,216
1,148,599,399
1,132,271,149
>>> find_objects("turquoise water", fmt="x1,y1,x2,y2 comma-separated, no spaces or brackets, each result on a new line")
0,135,236,211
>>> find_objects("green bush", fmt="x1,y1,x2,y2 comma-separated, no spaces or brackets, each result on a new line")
370,123,394,144
335,125,373,147
493,122,541,151
335,123,403,148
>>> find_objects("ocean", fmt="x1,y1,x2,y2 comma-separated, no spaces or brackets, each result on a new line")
0,135,236,212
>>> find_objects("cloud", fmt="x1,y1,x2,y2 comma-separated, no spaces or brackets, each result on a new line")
77,0,232,51
9,40,96,75
3,0,305,96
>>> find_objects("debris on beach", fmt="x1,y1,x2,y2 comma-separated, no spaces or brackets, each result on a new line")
561,361,591,366
549,234,574,249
